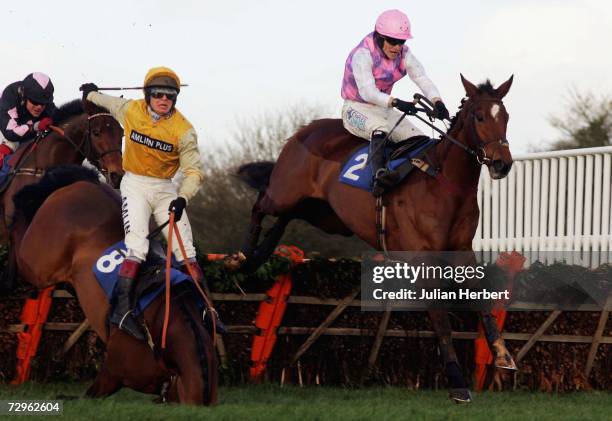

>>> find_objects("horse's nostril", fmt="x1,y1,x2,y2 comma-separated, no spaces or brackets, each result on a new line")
493,160,504,171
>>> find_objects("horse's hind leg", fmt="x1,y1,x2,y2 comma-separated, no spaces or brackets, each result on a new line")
86,362,121,398
242,216,290,273
241,194,265,259
480,312,517,370
428,310,472,403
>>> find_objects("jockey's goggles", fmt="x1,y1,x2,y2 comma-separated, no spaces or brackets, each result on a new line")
149,87,178,101
26,98,47,107
382,36,406,46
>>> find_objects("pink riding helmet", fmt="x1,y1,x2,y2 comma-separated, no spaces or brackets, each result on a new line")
375,9,413,40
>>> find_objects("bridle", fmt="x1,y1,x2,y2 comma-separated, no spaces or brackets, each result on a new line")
65,112,123,173
461,98,510,166
412,94,509,167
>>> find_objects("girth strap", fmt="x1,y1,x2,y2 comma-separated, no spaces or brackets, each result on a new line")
375,196,388,254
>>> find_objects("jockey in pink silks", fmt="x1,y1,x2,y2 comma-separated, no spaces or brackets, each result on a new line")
341,9,450,196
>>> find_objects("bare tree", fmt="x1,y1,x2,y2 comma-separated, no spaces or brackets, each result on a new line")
546,89,612,150
188,103,370,257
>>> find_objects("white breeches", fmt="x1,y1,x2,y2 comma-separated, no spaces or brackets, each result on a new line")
341,100,424,142
120,172,196,262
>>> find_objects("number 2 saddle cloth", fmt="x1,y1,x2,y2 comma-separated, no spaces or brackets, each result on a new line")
339,136,439,192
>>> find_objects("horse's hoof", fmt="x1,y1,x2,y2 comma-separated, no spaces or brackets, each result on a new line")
495,354,518,371
492,338,518,370
448,388,472,403
223,252,246,272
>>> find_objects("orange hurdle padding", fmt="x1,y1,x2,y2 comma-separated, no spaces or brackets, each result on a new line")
12,286,55,385
474,252,525,391
249,245,304,381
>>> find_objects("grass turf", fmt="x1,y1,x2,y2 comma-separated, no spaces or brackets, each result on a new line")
0,383,610,420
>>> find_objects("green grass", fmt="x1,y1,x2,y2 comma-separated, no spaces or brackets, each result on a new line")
0,383,610,420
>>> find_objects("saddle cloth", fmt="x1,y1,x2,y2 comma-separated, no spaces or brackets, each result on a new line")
92,240,193,315
339,137,438,192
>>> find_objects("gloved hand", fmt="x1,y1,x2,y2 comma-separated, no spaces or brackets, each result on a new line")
33,117,54,132
392,98,418,115
79,83,99,101
432,100,450,120
168,197,187,222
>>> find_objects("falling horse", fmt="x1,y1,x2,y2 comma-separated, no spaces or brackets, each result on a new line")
0,98,124,291
11,166,217,404
236,75,516,402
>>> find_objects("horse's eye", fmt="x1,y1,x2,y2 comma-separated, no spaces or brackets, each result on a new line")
475,112,485,122
92,130,101,136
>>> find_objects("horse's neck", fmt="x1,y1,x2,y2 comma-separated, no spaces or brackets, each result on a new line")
437,117,482,190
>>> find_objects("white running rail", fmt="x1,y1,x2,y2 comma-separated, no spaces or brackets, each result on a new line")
473,146,612,265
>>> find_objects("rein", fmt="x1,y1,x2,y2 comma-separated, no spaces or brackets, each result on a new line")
412,93,508,165
159,213,217,350
47,113,122,178
374,94,508,252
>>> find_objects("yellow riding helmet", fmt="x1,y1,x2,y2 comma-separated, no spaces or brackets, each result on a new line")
143,67,181,92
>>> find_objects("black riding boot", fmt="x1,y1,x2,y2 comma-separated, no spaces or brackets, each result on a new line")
370,131,400,197
110,259,146,341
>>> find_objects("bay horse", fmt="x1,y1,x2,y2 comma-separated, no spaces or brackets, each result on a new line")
11,166,217,405
0,99,124,291
236,75,515,402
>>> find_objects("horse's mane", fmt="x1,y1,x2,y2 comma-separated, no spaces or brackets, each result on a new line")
53,99,84,124
13,165,100,224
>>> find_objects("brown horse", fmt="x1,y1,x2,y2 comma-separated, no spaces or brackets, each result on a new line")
236,75,515,402
11,166,217,404
0,99,124,291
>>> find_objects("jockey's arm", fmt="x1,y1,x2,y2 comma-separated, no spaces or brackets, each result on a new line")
0,108,35,144
0,85,36,144
177,128,204,202
86,92,131,126
352,48,393,108
404,51,442,103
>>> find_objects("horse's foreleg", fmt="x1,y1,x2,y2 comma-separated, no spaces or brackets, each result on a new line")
428,309,472,403
86,361,122,398
480,312,517,370
0,245,17,293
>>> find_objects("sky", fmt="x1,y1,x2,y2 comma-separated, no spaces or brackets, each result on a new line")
2,0,611,155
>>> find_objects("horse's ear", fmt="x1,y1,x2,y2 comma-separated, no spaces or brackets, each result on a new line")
495,75,514,99
460,73,478,98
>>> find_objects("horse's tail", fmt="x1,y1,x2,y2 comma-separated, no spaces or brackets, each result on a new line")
13,165,100,224
236,162,274,192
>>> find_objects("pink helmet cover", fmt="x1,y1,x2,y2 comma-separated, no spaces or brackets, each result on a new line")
375,9,413,40
32,72,50,89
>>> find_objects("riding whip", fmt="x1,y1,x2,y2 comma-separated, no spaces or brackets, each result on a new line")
94,85,189,91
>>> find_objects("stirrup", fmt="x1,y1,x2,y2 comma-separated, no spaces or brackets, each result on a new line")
375,168,400,186
117,310,146,341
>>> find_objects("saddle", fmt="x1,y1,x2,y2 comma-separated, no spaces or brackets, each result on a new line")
93,239,222,335
0,140,39,193
339,135,439,194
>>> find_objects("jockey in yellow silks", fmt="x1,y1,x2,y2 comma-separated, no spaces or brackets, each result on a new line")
81,67,204,340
